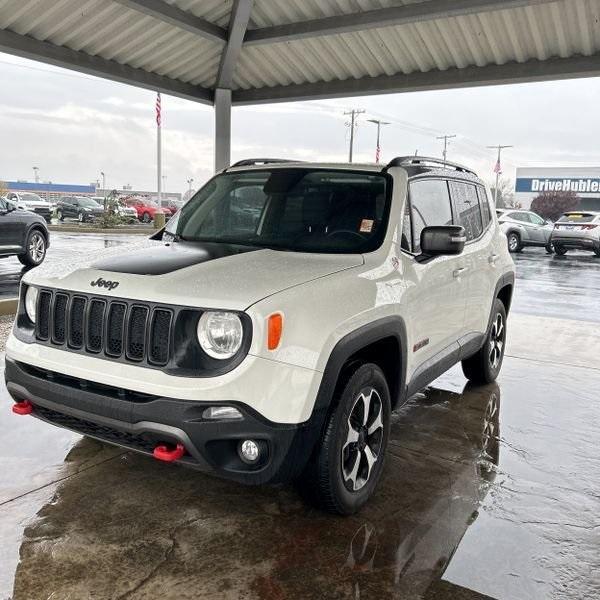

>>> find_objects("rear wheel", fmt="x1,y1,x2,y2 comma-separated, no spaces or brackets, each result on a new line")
18,230,47,267
545,243,553,254
594,247,600,258
78,211,85,223
462,299,507,385
299,363,391,515
56,209,64,221
142,212,151,223
507,232,521,253
554,245,567,256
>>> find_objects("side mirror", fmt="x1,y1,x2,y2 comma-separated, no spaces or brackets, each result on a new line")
420,225,466,257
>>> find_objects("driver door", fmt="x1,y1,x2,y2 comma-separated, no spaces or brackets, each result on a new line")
0,198,23,252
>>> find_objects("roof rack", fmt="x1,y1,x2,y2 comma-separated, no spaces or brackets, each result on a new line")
384,156,476,176
229,158,302,168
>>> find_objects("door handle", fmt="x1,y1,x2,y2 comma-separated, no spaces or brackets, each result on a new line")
488,254,499,265
453,267,467,278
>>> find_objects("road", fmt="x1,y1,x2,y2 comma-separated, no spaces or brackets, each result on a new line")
0,236,599,599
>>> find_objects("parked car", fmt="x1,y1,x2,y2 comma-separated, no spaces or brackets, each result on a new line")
0,196,49,266
551,211,600,257
5,156,515,514
496,209,554,253
5,192,52,223
124,197,162,222
56,196,104,222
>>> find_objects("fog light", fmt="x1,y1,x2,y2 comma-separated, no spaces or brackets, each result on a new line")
202,406,243,421
239,439,260,463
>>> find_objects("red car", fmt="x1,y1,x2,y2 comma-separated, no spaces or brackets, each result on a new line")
124,198,164,223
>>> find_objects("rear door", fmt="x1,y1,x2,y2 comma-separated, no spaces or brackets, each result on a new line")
0,198,25,253
403,178,467,371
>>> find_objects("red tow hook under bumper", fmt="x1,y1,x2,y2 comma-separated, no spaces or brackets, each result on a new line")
153,443,186,462
12,400,34,415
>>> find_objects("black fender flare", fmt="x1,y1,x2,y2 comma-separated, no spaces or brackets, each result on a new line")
487,271,515,332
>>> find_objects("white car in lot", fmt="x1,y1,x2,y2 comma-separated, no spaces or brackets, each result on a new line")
5,156,515,514
496,208,554,253
551,211,600,256
5,191,53,223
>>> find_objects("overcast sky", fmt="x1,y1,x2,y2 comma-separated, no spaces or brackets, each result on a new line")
2,51,600,195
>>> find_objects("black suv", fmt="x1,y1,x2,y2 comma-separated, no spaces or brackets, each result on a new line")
56,196,104,222
0,198,49,266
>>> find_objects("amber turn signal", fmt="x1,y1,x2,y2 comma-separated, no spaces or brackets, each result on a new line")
267,313,283,350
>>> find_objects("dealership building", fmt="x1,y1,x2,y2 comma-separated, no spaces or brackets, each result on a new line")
515,167,600,211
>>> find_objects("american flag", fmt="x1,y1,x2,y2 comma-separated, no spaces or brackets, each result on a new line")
155,92,161,127
375,144,381,164
493,159,502,174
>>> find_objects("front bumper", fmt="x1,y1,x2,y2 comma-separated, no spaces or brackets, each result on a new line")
5,358,323,485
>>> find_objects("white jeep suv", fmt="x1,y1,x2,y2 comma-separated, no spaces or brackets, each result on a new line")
5,157,515,514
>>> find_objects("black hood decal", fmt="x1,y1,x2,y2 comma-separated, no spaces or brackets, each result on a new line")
92,241,260,275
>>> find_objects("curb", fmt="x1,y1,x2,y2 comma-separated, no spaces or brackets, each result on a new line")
48,226,153,235
0,298,18,317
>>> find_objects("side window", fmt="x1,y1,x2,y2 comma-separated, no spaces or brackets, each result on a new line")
529,213,545,225
450,182,483,241
477,186,492,226
401,201,412,252
508,212,526,222
409,179,453,254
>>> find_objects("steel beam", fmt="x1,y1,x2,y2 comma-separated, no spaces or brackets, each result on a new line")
215,88,232,171
216,0,254,89
112,0,226,43
244,0,557,45
233,53,600,104
0,29,213,105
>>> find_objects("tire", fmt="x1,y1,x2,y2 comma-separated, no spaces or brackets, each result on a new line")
78,211,84,223
545,243,553,254
554,245,567,256
298,363,391,515
594,247,600,258
18,229,47,267
462,298,507,385
142,212,152,223
506,232,521,253
56,209,64,221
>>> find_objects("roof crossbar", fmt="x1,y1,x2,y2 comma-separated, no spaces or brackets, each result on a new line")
229,158,301,167
385,156,477,176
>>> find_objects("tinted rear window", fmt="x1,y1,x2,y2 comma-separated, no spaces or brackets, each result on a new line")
558,213,597,223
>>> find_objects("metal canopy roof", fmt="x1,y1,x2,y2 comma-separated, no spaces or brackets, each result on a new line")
1,0,600,106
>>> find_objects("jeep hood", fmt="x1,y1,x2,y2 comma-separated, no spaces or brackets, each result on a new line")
24,240,363,310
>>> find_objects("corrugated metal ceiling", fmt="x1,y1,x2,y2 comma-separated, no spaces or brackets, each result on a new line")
0,0,599,103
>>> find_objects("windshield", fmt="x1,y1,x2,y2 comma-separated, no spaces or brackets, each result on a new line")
558,213,598,223
77,197,102,208
21,193,44,203
166,169,390,253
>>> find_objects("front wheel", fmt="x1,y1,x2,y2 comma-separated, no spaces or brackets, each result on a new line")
594,247,600,257
56,209,64,221
298,363,390,515
18,230,47,267
462,299,507,385
545,243,553,254
78,211,85,223
554,245,567,256
142,212,151,223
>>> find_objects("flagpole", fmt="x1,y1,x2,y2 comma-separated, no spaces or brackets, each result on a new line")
156,92,162,208
488,144,513,206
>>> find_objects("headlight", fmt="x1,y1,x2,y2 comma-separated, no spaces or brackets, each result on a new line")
197,311,243,359
25,286,38,323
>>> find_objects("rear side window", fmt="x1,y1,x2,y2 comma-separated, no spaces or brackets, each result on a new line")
478,186,492,225
450,182,483,241
409,179,453,253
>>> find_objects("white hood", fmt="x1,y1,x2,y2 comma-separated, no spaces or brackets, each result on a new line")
24,240,363,310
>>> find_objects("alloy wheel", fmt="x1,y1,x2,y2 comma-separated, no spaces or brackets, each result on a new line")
341,388,384,492
28,233,45,263
488,313,505,369
508,234,519,252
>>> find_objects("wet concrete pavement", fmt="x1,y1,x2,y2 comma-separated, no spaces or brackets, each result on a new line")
1,238,600,599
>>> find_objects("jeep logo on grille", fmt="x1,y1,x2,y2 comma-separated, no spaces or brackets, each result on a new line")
90,277,120,291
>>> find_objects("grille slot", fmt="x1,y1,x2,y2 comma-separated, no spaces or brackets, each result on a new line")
86,299,106,353
149,309,172,365
127,306,148,361
52,293,68,344
37,291,52,340
68,297,86,348
106,302,126,356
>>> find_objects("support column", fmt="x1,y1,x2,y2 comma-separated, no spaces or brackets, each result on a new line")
214,87,232,172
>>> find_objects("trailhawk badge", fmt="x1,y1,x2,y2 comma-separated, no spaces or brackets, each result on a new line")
90,277,120,291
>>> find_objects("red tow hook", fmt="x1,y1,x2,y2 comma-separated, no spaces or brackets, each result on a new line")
153,443,186,463
12,401,34,415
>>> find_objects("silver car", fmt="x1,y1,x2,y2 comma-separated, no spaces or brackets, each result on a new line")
496,209,554,253
550,212,600,257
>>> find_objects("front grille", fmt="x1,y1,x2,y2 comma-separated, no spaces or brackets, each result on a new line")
36,289,176,368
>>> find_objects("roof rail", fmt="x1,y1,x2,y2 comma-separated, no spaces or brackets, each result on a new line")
229,158,302,168
384,156,476,176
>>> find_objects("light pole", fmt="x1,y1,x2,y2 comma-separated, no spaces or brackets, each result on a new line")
100,171,106,193
436,135,456,167
487,145,513,206
32,166,39,183
344,109,365,163
187,177,194,193
367,119,390,164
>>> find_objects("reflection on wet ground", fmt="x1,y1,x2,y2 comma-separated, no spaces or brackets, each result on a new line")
0,233,135,298
1,351,599,600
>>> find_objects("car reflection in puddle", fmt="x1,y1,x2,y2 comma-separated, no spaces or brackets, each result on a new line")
11,383,500,600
